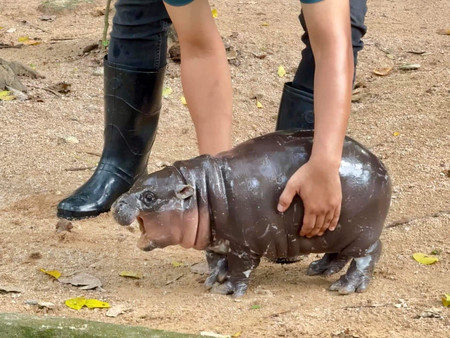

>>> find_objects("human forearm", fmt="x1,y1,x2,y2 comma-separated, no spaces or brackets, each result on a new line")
303,0,353,166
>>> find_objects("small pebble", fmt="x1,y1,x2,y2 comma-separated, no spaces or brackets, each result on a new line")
63,136,79,144
93,67,104,76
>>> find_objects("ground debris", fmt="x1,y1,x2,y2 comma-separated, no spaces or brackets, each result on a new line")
82,43,99,54
415,308,443,319
55,219,73,232
0,285,22,294
398,64,421,71
0,58,43,92
46,82,71,94
106,304,130,318
331,328,360,338
190,262,209,275
59,272,103,290
165,274,184,285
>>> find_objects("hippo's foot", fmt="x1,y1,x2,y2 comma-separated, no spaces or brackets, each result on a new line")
329,240,382,295
209,247,261,298
211,280,249,298
204,251,228,290
307,253,350,276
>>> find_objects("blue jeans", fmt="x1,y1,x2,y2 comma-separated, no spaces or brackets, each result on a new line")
109,0,367,87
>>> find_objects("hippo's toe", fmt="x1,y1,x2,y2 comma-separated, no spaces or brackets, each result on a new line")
210,280,248,298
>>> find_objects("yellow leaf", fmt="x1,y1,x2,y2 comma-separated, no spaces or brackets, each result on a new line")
393,131,400,136
65,297,86,310
40,268,61,279
211,9,218,18
0,27,3,30
18,36,29,42
436,29,450,35
277,65,286,77
232,332,242,337
261,22,269,27
373,67,393,76
23,39,41,46
162,87,173,98
412,253,439,265
442,294,450,307
172,261,184,267
181,96,187,105
119,271,143,279
85,299,111,309
0,91,15,101
256,101,263,109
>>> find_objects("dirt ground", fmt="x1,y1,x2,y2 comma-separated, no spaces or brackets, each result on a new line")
0,0,449,337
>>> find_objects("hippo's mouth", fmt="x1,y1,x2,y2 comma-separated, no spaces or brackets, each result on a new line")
136,216,157,252
137,216,145,233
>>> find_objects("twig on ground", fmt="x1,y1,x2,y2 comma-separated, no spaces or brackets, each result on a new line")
20,20,48,33
165,274,184,285
386,210,450,229
0,43,23,49
343,303,390,310
64,166,96,172
85,151,101,157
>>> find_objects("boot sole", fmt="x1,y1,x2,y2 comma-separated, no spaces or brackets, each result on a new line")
57,208,110,220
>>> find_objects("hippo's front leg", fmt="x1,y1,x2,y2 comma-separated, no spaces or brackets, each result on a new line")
211,246,261,298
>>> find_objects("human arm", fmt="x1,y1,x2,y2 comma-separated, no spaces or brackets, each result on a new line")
277,0,354,237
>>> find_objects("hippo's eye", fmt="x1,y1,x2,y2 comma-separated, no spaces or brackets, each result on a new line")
140,191,156,205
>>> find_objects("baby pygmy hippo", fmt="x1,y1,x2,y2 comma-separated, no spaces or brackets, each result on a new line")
113,130,391,297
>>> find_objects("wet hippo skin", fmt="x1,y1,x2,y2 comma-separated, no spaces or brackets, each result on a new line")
113,130,392,297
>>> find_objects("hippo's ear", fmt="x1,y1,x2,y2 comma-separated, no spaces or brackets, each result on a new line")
175,184,194,199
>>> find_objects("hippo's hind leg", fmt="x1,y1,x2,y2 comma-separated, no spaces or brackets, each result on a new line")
211,247,261,298
204,250,228,289
330,240,382,294
307,253,351,276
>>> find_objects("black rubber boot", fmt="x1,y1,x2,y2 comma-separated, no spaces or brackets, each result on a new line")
275,82,314,131
57,57,165,220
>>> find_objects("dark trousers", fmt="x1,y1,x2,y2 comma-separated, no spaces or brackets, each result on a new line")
109,0,367,87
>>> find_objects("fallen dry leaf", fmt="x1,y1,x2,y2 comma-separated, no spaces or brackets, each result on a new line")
119,271,143,279
65,297,110,310
0,90,15,101
277,65,286,77
373,67,393,76
106,304,129,317
40,268,61,279
211,9,218,18
162,87,173,98
65,297,86,310
256,101,263,109
85,299,110,309
412,253,438,265
59,272,103,290
180,96,187,105
436,29,450,35
442,294,450,307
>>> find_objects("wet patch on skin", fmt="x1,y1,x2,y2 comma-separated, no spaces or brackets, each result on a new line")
112,131,392,298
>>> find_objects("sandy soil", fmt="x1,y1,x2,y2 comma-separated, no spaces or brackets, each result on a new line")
0,0,449,337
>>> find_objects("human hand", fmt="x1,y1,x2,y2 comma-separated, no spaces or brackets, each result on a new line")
277,159,342,238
